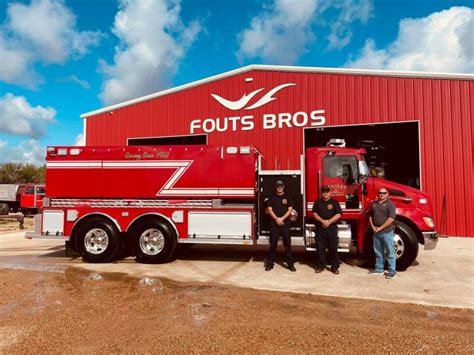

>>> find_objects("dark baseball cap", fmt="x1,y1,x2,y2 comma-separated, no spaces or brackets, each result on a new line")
275,180,285,187
321,185,331,192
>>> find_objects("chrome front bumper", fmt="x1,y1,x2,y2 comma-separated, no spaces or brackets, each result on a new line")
422,231,438,250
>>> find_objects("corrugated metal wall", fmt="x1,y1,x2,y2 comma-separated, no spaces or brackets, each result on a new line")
85,69,473,237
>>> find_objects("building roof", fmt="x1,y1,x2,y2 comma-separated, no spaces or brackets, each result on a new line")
81,64,474,118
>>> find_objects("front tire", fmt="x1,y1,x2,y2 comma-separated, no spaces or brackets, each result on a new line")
363,221,419,271
76,218,121,263
130,219,177,264
394,221,419,271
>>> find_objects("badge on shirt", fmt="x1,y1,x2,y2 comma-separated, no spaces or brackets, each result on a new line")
327,204,333,210
282,199,288,204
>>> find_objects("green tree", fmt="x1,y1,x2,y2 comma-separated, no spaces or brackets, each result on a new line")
18,164,44,183
0,163,46,184
36,165,46,183
0,163,23,183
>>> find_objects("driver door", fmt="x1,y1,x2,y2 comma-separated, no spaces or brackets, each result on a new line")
321,155,361,211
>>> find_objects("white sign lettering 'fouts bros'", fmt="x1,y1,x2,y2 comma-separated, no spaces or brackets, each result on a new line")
190,82,326,133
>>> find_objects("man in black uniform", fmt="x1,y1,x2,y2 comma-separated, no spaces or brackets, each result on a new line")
312,185,342,274
265,180,296,272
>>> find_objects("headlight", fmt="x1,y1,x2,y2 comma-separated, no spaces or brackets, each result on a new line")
423,217,435,228
419,198,428,204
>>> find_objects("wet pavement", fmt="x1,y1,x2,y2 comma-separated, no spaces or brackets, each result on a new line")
1,230,473,352
0,267,473,352
0,231,473,309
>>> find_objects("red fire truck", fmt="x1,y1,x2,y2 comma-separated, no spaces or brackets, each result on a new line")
26,141,437,270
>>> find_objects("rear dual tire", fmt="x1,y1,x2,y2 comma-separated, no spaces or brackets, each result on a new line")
129,219,177,264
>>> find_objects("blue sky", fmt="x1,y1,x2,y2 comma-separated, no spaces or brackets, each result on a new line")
0,0,472,165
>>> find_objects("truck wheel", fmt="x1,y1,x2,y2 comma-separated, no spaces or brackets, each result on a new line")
394,221,419,271
76,218,121,263
130,219,177,264
0,203,9,215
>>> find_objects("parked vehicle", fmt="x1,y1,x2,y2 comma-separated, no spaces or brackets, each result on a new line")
0,184,23,214
26,141,437,269
20,184,46,215
0,184,45,215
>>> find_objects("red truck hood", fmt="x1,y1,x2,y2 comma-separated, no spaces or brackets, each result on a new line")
370,177,434,216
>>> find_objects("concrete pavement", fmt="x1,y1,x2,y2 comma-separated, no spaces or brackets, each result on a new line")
0,231,473,308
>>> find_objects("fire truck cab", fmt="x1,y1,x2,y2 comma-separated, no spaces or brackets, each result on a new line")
26,141,437,269
20,184,46,215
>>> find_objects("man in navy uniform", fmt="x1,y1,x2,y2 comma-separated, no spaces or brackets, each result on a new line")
265,180,296,272
312,185,342,274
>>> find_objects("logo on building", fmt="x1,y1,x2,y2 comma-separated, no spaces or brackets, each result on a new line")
211,83,296,110
189,81,326,134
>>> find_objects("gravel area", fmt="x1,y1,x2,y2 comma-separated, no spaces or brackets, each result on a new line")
0,216,32,233
0,268,472,353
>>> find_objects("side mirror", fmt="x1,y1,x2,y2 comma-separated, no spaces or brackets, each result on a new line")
357,160,369,184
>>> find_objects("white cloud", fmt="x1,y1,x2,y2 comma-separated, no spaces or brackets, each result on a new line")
74,133,84,146
100,0,201,105
0,33,40,87
0,139,45,165
236,0,373,64
327,0,373,50
0,0,102,88
0,93,56,138
345,6,474,73
58,75,91,89
237,0,319,65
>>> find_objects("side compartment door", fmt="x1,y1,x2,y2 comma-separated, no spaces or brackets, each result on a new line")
257,174,303,238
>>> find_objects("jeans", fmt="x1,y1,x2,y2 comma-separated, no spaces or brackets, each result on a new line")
373,229,396,274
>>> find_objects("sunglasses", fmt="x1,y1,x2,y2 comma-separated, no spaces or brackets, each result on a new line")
379,192,388,195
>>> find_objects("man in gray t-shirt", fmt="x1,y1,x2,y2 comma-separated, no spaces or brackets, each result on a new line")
369,188,397,279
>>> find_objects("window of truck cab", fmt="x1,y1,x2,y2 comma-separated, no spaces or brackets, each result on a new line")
323,155,358,184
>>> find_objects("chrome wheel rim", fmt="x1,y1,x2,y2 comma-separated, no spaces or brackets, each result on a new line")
393,233,405,259
84,228,109,255
139,228,165,255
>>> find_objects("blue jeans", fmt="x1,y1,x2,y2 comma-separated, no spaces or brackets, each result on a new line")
373,229,396,274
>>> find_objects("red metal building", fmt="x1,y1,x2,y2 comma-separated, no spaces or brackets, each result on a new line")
81,65,474,237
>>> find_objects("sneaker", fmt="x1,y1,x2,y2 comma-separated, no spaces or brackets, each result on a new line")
288,265,296,272
386,273,397,279
369,270,384,275
265,263,273,271
331,269,339,275
315,268,324,273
